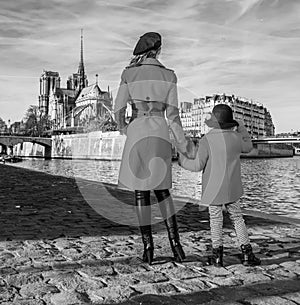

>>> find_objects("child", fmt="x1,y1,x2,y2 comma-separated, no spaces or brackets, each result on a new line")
179,104,261,267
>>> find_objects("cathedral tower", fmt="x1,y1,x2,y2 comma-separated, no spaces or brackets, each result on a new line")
38,71,60,115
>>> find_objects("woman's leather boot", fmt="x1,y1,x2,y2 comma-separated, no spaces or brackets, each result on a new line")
165,215,186,262
155,189,186,262
135,191,154,265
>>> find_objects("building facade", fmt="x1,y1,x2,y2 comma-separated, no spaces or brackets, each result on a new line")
180,94,275,138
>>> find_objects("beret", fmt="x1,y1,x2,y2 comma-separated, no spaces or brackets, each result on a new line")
133,32,162,55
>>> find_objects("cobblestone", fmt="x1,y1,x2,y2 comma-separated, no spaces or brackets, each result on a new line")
19,282,60,298
283,291,300,303
49,290,90,305
243,295,297,305
0,164,300,304
206,276,242,287
132,271,169,283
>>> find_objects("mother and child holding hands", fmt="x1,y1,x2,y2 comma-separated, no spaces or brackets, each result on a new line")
114,32,261,267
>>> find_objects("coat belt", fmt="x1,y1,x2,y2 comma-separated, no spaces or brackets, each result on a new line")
132,110,165,118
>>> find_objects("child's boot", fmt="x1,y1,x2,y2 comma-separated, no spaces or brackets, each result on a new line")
241,244,261,266
208,246,223,267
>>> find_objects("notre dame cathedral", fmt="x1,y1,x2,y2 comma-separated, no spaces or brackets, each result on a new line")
38,30,113,132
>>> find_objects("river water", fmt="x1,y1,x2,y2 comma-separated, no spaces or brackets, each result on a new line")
10,157,300,219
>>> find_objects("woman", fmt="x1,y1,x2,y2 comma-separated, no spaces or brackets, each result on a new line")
114,32,195,264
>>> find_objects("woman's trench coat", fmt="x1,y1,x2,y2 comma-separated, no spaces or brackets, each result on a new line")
113,58,189,191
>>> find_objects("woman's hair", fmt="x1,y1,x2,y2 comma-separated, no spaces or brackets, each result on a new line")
128,48,161,67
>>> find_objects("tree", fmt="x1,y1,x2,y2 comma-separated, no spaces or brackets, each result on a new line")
102,116,118,132
23,105,51,136
0,117,6,133
82,112,117,133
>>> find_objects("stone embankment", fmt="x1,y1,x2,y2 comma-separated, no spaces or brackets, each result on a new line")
0,164,299,304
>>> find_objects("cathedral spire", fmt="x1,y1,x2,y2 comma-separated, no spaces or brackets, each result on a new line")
78,29,86,91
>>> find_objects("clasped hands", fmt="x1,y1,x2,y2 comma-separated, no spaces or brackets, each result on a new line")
184,137,198,160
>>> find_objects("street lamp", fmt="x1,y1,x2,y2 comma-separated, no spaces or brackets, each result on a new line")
7,119,11,135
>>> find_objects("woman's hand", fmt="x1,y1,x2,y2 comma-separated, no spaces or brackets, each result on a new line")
178,153,182,166
185,138,198,159
119,125,128,135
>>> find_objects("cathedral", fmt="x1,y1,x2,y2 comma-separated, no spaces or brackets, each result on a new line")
38,30,113,132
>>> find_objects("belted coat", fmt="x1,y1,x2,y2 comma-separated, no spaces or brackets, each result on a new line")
113,58,189,191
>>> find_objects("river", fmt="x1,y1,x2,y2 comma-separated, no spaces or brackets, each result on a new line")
9,157,300,219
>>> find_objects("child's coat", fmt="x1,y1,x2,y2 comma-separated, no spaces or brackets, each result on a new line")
180,124,253,206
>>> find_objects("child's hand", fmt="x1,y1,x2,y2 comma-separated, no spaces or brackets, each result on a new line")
236,120,247,133
204,112,212,126
236,120,243,127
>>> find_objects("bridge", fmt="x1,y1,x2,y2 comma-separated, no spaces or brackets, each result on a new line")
0,135,52,147
0,136,52,158
252,137,300,144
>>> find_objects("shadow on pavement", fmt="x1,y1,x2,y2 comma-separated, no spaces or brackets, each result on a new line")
103,277,300,305
0,165,288,242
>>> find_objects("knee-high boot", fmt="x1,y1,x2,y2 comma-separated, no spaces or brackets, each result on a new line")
135,190,154,264
154,190,186,262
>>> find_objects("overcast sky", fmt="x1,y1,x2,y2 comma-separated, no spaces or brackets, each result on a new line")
0,0,299,133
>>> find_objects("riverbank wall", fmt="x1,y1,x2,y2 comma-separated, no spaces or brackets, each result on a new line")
13,131,126,160
242,142,294,158
51,131,126,160
13,131,293,159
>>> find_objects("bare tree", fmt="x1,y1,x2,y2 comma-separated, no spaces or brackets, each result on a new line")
0,117,6,133
24,106,50,136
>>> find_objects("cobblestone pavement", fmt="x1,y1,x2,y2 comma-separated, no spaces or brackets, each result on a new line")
0,164,300,305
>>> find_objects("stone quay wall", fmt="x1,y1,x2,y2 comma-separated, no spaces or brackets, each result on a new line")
13,131,126,160
242,143,294,158
13,131,293,159
51,131,126,160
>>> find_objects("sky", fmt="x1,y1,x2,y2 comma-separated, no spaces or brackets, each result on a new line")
0,0,299,133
